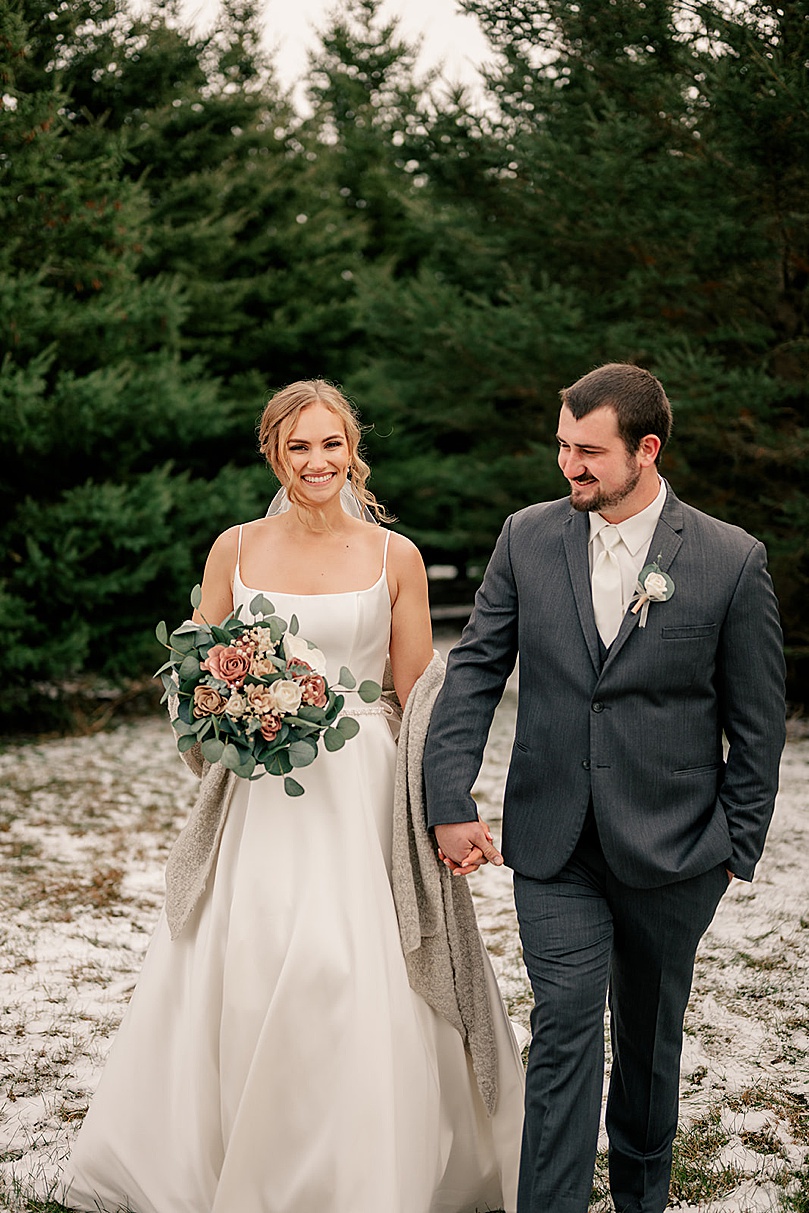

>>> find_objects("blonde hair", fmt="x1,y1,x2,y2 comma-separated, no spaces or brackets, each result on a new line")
258,380,392,524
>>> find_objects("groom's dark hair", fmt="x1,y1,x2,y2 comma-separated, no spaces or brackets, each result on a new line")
560,363,673,464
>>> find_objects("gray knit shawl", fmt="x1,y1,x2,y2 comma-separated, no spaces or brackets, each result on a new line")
391,652,498,1114
164,654,499,1112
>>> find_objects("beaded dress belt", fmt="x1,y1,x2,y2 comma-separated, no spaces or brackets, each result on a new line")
340,704,388,718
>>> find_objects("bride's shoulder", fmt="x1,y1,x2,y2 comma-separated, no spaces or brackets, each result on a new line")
206,518,272,562
385,529,427,576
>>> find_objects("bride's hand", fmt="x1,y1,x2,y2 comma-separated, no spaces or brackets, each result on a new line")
434,821,503,877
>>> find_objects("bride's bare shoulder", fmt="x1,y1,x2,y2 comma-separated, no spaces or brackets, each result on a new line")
386,529,426,570
206,517,275,564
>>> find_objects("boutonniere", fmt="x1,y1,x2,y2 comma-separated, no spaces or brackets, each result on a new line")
630,555,675,628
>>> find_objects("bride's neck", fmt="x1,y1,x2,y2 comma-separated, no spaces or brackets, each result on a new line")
287,499,350,538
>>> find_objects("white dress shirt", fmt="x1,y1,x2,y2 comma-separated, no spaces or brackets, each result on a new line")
588,478,668,618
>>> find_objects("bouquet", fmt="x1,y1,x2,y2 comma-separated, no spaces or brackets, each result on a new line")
155,585,381,796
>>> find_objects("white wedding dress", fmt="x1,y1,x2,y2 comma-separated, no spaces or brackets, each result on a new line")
62,531,525,1213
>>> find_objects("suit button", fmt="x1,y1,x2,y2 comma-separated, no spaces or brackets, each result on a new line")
592,701,604,713
582,760,591,770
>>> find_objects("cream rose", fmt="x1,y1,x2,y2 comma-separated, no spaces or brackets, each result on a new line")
284,633,327,676
269,679,303,715
224,690,248,719
643,571,669,600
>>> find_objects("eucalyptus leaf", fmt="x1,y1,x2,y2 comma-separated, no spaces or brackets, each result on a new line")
170,632,197,655
249,593,276,617
190,584,203,610
179,653,201,681
338,666,356,690
211,625,233,645
265,750,293,776
172,620,199,635
178,733,199,753
288,739,317,768
220,744,248,771
201,738,225,763
284,776,305,798
155,620,168,646
358,680,382,703
171,717,196,736
323,728,346,752
232,754,257,779
286,719,321,736
289,614,299,636
336,716,360,740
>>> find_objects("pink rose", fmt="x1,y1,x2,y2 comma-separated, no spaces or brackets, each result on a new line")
286,657,312,677
260,713,282,742
202,644,251,687
300,674,328,708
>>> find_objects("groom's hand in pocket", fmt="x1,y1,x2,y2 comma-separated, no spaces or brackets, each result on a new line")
434,821,504,876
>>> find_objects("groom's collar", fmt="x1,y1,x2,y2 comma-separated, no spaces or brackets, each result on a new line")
588,477,667,557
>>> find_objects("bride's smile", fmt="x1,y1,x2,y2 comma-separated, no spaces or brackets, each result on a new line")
286,402,350,504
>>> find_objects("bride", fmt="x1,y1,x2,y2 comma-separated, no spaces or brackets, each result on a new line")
62,379,525,1213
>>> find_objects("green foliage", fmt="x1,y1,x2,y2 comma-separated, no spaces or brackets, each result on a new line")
351,0,808,693
1,0,807,721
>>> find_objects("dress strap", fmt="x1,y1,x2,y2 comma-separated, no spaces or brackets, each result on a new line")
382,529,392,575
234,525,244,585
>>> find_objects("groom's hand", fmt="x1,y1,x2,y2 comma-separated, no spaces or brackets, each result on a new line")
434,821,504,876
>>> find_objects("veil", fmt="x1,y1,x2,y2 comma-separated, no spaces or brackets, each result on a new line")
266,484,376,523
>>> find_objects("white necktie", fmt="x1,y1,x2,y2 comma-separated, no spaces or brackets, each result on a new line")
592,526,624,647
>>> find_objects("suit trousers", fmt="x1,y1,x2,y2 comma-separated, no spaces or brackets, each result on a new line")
513,812,728,1213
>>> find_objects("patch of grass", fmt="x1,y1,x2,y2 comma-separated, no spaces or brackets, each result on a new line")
589,1147,610,1209
781,1162,809,1212
740,1126,789,1157
729,1082,809,1144
738,949,789,971
668,1107,744,1204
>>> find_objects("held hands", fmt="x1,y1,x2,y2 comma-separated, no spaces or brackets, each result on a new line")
434,821,504,877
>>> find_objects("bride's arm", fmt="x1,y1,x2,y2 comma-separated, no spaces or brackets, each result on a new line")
192,526,239,626
387,532,434,708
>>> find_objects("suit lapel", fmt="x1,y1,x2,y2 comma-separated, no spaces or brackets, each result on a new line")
562,508,601,675
601,486,684,669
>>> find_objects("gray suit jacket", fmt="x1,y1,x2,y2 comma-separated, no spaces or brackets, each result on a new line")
424,487,786,886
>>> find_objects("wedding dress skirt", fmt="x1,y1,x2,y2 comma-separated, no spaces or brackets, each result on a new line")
62,540,524,1213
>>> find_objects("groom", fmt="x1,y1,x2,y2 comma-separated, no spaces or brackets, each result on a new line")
423,363,786,1213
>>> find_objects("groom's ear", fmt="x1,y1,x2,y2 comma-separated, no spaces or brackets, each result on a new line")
637,433,661,466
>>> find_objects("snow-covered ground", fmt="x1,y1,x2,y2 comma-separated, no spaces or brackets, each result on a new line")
0,686,807,1211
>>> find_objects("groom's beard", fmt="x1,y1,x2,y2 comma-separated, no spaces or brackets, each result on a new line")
569,460,642,514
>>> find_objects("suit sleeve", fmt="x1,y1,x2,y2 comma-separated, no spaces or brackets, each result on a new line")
717,540,786,880
423,515,520,828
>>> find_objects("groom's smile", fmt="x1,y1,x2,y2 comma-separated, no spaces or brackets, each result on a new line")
556,403,659,523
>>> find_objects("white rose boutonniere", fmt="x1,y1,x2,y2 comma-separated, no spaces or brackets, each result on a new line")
630,558,675,628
